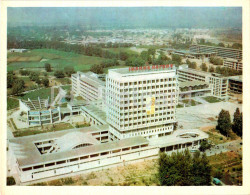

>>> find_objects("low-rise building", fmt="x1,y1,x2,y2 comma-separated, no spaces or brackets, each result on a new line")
223,58,242,71
19,98,61,126
228,75,243,94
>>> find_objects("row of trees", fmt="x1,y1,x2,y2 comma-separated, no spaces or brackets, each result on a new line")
7,40,135,62
209,56,223,65
200,63,242,76
90,59,120,74
217,108,242,137
198,39,242,50
186,59,197,69
158,150,211,186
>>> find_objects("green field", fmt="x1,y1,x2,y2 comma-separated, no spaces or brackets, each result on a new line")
15,87,58,101
7,49,106,72
7,97,19,110
61,85,71,91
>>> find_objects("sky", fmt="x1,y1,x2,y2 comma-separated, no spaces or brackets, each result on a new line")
7,7,242,29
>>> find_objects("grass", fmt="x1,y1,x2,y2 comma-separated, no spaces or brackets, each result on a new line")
203,96,222,103
176,104,184,108
54,78,71,85
7,97,19,110
182,99,201,106
13,122,74,137
208,151,242,185
7,49,106,72
15,87,58,101
136,45,166,50
61,85,71,91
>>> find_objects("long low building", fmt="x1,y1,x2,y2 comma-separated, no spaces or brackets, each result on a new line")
190,44,242,60
9,126,208,183
227,75,243,94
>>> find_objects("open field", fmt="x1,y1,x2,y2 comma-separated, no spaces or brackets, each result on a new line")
32,159,160,186
7,49,106,72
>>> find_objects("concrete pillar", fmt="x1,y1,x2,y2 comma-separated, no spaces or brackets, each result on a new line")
50,109,53,124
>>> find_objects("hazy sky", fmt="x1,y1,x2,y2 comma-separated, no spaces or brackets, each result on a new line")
7,7,242,29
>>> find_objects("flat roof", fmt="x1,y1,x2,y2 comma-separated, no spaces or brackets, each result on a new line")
191,44,242,52
228,75,243,82
178,67,211,77
81,104,107,124
109,66,176,76
149,129,208,148
9,127,148,168
79,72,105,88
179,81,209,88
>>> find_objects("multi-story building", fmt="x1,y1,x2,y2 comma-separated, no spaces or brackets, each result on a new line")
228,76,243,94
190,44,242,60
19,98,61,126
106,66,179,140
71,71,106,102
177,65,228,99
223,58,243,71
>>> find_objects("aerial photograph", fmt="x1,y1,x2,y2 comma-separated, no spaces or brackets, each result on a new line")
5,7,243,187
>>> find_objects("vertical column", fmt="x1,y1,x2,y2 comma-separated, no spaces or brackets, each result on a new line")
50,109,53,124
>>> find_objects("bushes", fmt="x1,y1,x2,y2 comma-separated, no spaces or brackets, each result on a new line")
7,177,16,185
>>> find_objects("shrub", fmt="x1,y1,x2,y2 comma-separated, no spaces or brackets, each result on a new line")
7,177,16,185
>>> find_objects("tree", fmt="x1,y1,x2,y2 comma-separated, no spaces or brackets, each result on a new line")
209,66,215,73
90,64,104,74
54,70,65,78
216,109,231,137
209,56,223,65
64,66,75,77
218,43,225,47
7,73,15,88
232,108,242,137
232,43,242,50
45,63,52,72
201,63,208,72
12,79,25,95
42,78,49,87
29,72,39,81
189,62,197,69
119,51,129,61
199,140,212,152
171,54,182,64
158,150,211,186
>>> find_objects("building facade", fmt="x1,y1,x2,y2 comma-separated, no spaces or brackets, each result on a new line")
106,66,179,140
223,58,243,71
72,71,106,102
177,66,228,99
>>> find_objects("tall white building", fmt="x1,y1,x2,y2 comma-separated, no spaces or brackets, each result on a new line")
106,66,179,140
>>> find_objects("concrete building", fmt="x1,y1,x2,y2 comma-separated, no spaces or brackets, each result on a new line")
228,76,243,94
178,81,212,100
106,66,179,140
223,58,243,71
177,65,228,99
72,71,106,102
190,44,242,60
19,98,61,126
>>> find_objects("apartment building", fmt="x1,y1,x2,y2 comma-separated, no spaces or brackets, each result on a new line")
177,66,228,99
228,76,242,94
223,58,243,71
190,44,242,60
71,71,106,102
106,66,179,141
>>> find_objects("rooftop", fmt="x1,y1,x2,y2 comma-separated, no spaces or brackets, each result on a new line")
9,126,149,168
109,65,176,76
179,81,209,88
228,75,243,82
81,103,107,124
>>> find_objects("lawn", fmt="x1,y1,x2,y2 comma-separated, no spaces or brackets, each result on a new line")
7,49,106,72
15,87,59,101
202,96,222,103
13,122,74,137
54,78,71,85
61,85,72,91
182,99,201,106
7,97,19,110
